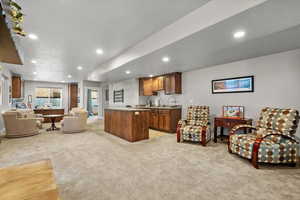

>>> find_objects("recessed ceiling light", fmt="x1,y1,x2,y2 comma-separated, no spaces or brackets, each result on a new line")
149,74,153,77
125,70,131,74
96,48,104,55
31,60,37,64
61,80,65,83
67,75,72,78
77,66,83,70
33,71,37,75
28,33,38,40
233,30,246,39
162,56,170,63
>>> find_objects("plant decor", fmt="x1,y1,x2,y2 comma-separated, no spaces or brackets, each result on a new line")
7,0,26,36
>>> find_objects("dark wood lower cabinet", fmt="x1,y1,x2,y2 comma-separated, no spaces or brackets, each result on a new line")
150,108,181,133
104,109,150,142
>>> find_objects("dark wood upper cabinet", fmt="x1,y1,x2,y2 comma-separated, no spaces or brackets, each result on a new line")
152,76,164,92
139,72,181,96
139,78,157,96
12,76,22,98
69,83,78,111
164,72,182,95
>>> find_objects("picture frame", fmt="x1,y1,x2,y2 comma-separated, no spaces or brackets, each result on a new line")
222,106,245,119
212,76,254,94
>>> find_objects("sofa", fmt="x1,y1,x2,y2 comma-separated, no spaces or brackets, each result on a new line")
228,107,300,168
2,111,41,138
61,108,88,133
177,106,211,146
11,109,44,129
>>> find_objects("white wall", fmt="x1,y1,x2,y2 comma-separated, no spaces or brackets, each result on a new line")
126,49,300,137
178,49,300,137
0,65,12,133
102,84,109,113
108,78,146,107
24,81,69,113
103,49,300,136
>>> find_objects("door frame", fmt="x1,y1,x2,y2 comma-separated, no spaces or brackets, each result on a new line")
84,87,101,118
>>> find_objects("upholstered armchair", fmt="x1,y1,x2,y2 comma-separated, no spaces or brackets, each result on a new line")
177,106,211,146
228,107,300,169
61,108,88,133
2,111,41,138
13,109,44,129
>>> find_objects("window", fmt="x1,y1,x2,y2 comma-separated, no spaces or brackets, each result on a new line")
35,87,62,108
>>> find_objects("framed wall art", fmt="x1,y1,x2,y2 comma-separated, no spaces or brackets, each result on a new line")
222,106,244,119
113,89,124,103
212,76,254,94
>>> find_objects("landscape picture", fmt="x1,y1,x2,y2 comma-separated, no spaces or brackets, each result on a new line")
212,76,254,94
223,106,244,119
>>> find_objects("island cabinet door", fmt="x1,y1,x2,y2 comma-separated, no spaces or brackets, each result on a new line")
104,111,111,133
110,111,123,137
132,111,149,142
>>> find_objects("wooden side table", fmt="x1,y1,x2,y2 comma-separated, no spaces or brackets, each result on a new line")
214,117,253,143
43,115,64,131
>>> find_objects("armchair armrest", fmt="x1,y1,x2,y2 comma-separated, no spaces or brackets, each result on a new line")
251,130,299,169
61,116,78,125
259,131,299,143
178,119,187,126
177,120,187,143
229,124,257,136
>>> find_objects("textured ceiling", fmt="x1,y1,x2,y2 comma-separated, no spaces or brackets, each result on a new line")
6,0,300,84
99,0,300,82
8,0,210,82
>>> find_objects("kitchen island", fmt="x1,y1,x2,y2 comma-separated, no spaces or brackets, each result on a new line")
104,108,150,142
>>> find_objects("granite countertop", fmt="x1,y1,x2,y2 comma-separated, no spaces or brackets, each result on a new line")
105,106,182,111
136,106,182,110
148,106,182,110
105,107,150,111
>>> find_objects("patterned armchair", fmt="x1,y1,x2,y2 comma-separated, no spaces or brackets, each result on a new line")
177,106,211,146
228,107,300,169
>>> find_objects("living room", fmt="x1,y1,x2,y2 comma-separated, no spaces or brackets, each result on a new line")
0,1,300,200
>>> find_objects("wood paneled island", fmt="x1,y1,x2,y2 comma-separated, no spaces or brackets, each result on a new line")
104,108,150,142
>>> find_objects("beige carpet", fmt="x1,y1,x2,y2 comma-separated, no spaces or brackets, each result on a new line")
0,120,300,200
